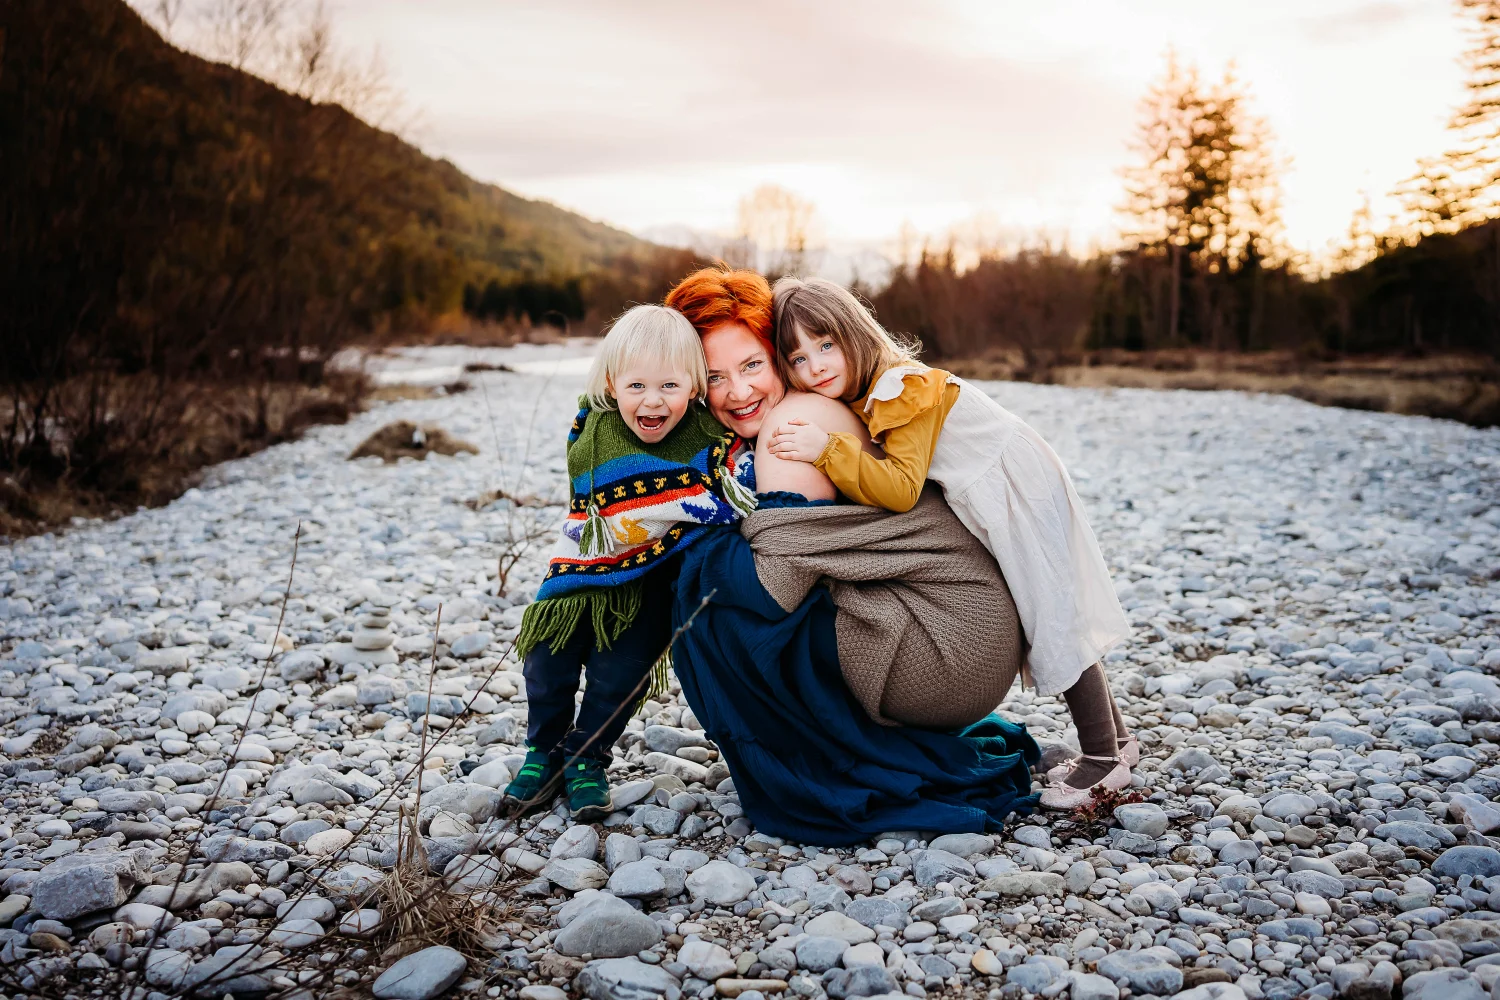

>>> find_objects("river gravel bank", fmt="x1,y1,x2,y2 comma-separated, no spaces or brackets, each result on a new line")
1,345,1499,1000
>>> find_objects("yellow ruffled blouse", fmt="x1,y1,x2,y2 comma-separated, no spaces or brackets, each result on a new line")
813,366,960,511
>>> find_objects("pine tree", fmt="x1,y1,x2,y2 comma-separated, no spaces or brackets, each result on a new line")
1400,0,1500,233
1118,52,1285,346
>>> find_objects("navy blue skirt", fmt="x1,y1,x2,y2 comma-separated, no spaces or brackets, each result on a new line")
670,496,1038,846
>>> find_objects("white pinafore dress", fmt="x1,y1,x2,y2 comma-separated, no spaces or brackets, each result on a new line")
866,366,1130,696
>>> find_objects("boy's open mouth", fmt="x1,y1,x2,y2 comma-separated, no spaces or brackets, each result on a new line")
636,415,667,432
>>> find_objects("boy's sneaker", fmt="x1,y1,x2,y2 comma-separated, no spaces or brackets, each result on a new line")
502,747,564,814
565,756,613,822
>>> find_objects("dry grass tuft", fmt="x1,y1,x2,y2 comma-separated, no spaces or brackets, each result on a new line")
349,421,480,463
1,373,366,537
464,488,556,510
946,349,1500,427
372,811,522,968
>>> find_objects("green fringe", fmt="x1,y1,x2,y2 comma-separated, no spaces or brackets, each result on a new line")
515,581,645,659
635,647,673,714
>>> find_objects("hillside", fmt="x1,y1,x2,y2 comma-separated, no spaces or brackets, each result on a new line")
0,0,698,531
0,0,681,381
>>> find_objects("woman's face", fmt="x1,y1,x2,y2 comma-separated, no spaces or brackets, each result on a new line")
702,321,785,439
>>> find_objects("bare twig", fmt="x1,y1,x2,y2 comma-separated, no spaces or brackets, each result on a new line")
413,604,442,824
127,519,302,989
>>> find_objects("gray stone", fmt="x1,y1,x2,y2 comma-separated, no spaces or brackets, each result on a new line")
642,725,712,754
608,860,667,898
1073,972,1120,1000
267,917,324,949
1308,722,1375,748
803,911,877,944
912,848,974,886
181,943,277,997
1065,860,1098,893
795,935,847,974
604,833,642,872
1007,963,1056,993
450,632,490,658
541,858,608,892
554,895,661,958
1402,969,1485,1000
910,896,964,922
29,851,148,920
416,782,504,824
95,789,167,814
550,825,600,861
825,965,898,998
1115,803,1169,837
928,833,993,857
980,871,1065,897
1173,986,1247,1000
844,896,909,930
635,805,682,836
678,939,736,980
1433,846,1500,880
575,957,682,1000
1375,821,1457,850
278,649,325,681
1012,826,1053,849
1263,793,1317,820
1096,951,1183,995
475,716,517,746
1285,870,1345,899
372,945,468,1000
684,860,755,905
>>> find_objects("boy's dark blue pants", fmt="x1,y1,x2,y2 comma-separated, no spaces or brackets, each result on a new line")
522,562,677,761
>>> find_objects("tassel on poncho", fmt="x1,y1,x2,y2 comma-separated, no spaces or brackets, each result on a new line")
516,400,755,682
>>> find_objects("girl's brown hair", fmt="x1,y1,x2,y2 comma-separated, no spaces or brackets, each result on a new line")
771,276,918,402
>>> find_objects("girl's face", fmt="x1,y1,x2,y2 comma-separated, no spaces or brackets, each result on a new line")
702,322,785,439
784,327,850,400
609,362,694,444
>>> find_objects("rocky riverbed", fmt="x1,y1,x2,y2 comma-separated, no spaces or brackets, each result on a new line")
1,345,1499,1000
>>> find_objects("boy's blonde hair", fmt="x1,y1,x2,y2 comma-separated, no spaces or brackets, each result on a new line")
771,277,918,403
585,305,708,411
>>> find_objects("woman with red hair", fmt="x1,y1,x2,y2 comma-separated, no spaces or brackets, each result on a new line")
653,266,1040,843
666,266,868,500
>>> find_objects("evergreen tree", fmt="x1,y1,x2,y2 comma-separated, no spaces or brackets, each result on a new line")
1118,52,1285,347
1401,0,1500,233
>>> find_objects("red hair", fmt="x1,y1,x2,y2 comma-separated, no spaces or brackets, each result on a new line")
665,265,773,346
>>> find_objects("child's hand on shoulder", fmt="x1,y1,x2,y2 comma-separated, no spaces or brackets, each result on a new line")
767,419,830,464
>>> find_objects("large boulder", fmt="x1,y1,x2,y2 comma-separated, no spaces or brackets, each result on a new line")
30,851,150,920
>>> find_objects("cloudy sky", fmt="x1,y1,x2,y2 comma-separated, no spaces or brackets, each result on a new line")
329,0,1464,258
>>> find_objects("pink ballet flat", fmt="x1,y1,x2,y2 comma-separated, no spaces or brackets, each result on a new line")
1045,735,1140,783
1039,755,1132,810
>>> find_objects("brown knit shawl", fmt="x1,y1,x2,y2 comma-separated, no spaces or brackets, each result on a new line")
742,485,1025,728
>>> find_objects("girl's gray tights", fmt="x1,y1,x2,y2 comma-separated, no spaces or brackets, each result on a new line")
1060,661,1130,788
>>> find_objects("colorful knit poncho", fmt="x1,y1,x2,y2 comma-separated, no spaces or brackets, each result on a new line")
515,400,755,664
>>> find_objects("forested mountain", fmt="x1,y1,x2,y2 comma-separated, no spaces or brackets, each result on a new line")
0,0,690,384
